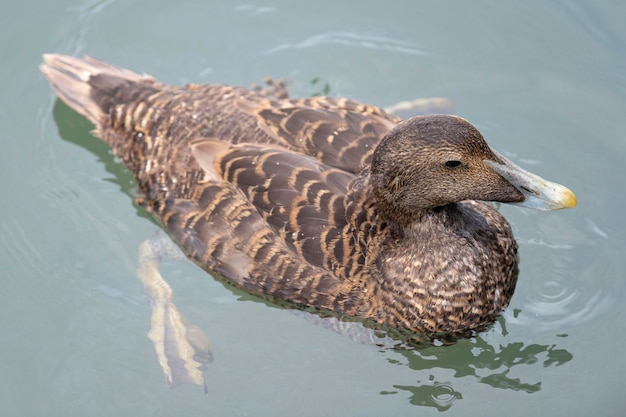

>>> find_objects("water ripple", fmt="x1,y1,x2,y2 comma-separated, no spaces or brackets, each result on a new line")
264,31,425,56
501,200,620,333
518,237,573,250
392,380,461,411
62,0,117,56
0,219,47,286
504,240,616,331
233,4,277,15
506,281,613,331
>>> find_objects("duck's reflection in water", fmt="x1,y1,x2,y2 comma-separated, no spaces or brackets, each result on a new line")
294,311,572,410
386,318,572,410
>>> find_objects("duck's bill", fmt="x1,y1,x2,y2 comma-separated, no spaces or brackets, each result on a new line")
484,151,577,211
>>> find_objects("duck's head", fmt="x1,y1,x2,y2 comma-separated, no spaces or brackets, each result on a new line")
370,115,576,226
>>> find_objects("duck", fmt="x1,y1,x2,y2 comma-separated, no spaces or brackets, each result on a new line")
41,54,576,340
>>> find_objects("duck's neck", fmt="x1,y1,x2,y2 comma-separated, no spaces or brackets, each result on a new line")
346,170,431,236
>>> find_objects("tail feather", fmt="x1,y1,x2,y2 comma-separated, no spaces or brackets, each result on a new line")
40,54,150,126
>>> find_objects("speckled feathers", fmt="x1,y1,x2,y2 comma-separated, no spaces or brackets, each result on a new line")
41,54,524,338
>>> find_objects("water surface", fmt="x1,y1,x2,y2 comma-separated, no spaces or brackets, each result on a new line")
1,1,624,416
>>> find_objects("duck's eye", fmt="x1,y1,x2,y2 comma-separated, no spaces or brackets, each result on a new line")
445,160,462,168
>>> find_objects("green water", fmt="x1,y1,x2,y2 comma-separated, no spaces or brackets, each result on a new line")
1,0,624,415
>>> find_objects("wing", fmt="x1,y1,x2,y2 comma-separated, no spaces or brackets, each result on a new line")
140,138,368,313
190,140,354,273
239,96,401,173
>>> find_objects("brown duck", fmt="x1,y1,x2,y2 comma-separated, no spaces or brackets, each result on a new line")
41,54,575,350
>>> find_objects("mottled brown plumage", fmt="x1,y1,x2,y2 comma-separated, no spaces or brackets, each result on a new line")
41,55,576,341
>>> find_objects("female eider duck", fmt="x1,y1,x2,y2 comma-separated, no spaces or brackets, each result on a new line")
41,54,576,339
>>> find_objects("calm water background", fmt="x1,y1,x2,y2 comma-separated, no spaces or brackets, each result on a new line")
1,0,624,415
